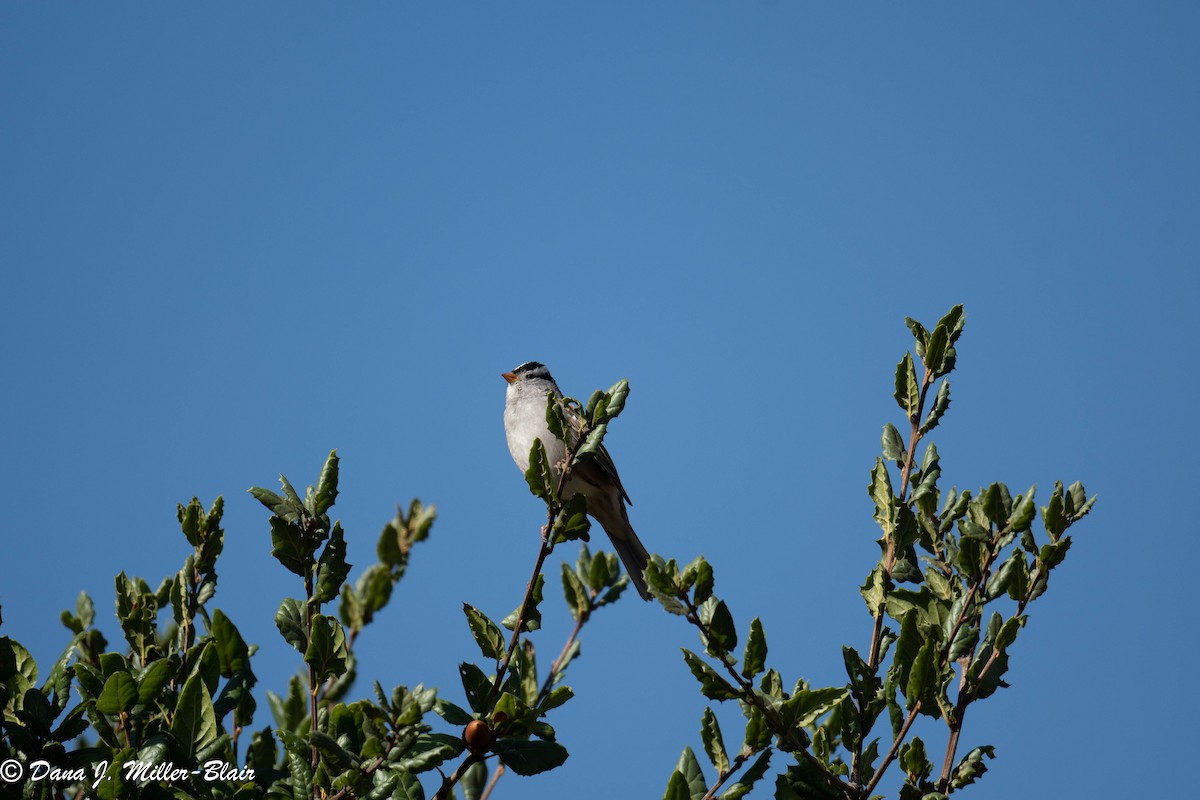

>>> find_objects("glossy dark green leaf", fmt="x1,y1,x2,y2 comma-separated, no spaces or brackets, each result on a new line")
464,604,507,662
692,558,715,605
881,423,906,465
919,379,951,435
545,391,568,444
700,707,729,774
664,770,691,800
136,659,173,706
721,749,771,800
605,379,630,420
894,352,920,420
95,672,137,715
502,573,544,633
313,522,351,604
869,459,895,535
524,438,555,500
860,565,887,616
459,662,491,714
552,493,591,543
574,422,609,462
493,739,569,776
949,745,995,789
780,687,848,729
171,670,218,758
311,449,340,517
674,745,707,799
742,618,767,680
681,649,741,700
210,609,250,677
700,598,737,656
275,598,308,653
304,614,348,682
899,736,931,781
905,641,936,711
397,732,466,773
269,517,312,577
904,317,930,358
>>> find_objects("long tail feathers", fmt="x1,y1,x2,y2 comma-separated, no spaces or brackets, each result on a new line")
606,518,652,601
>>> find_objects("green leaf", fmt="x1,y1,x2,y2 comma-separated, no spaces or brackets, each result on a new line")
925,322,948,376
304,614,348,682
312,449,339,516
502,573,544,633
860,565,887,616
493,739,569,776
919,379,952,435
605,379,630,420
171,670,218,758
313,522,351,604
95,672,138,714
275,598,308,652
136,659,173,706
950,745,995,789
574,422,609,462
780,687,849,730
721,749,771,800
905,641,936,711
700,598,738,656
742,618,767,680
674,745,707,800
524,438,556,501
894,352,920,420
210,609,251,677
700,707,729,775
742,706,771,753
899,736,931,781
681,649,741,700
692,558,715,605
904,317,929,358
881,423,906,465
269,516,313,577
664,770,691,800
561,562,590,623
869,458,896,535
464,604,507,662
459,662,491,714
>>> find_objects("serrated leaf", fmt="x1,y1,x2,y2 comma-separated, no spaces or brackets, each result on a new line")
950,745,995,789
701,599,738,656
894,352,920,420
464,604,507,662
211,609,250,677
700,707,729,775
275,598,308,652
781,687,848,730
920,379,951,435
722,749,771,800
681,649,741,700
742,618,767,680
524,438,555,500
313,522,351,604
869,459,896,535
304,614,348,682
312,449,339,516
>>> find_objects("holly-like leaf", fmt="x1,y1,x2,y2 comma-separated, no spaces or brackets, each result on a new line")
700,707,729,775
304,614,348,682
681,649,741,700
742,618,767,680
894,352,920,420
464,604,507,662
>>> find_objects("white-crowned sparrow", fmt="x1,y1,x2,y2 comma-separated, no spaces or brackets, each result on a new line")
502,361,651,600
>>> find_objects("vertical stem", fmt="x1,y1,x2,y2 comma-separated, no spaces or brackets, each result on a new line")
305,571,319,780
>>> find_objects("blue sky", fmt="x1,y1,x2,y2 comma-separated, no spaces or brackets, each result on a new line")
2,3,1196,798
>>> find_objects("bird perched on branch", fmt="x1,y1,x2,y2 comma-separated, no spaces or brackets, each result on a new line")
502,361,651,600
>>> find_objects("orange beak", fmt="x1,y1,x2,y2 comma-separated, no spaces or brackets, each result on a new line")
501,372,517,384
